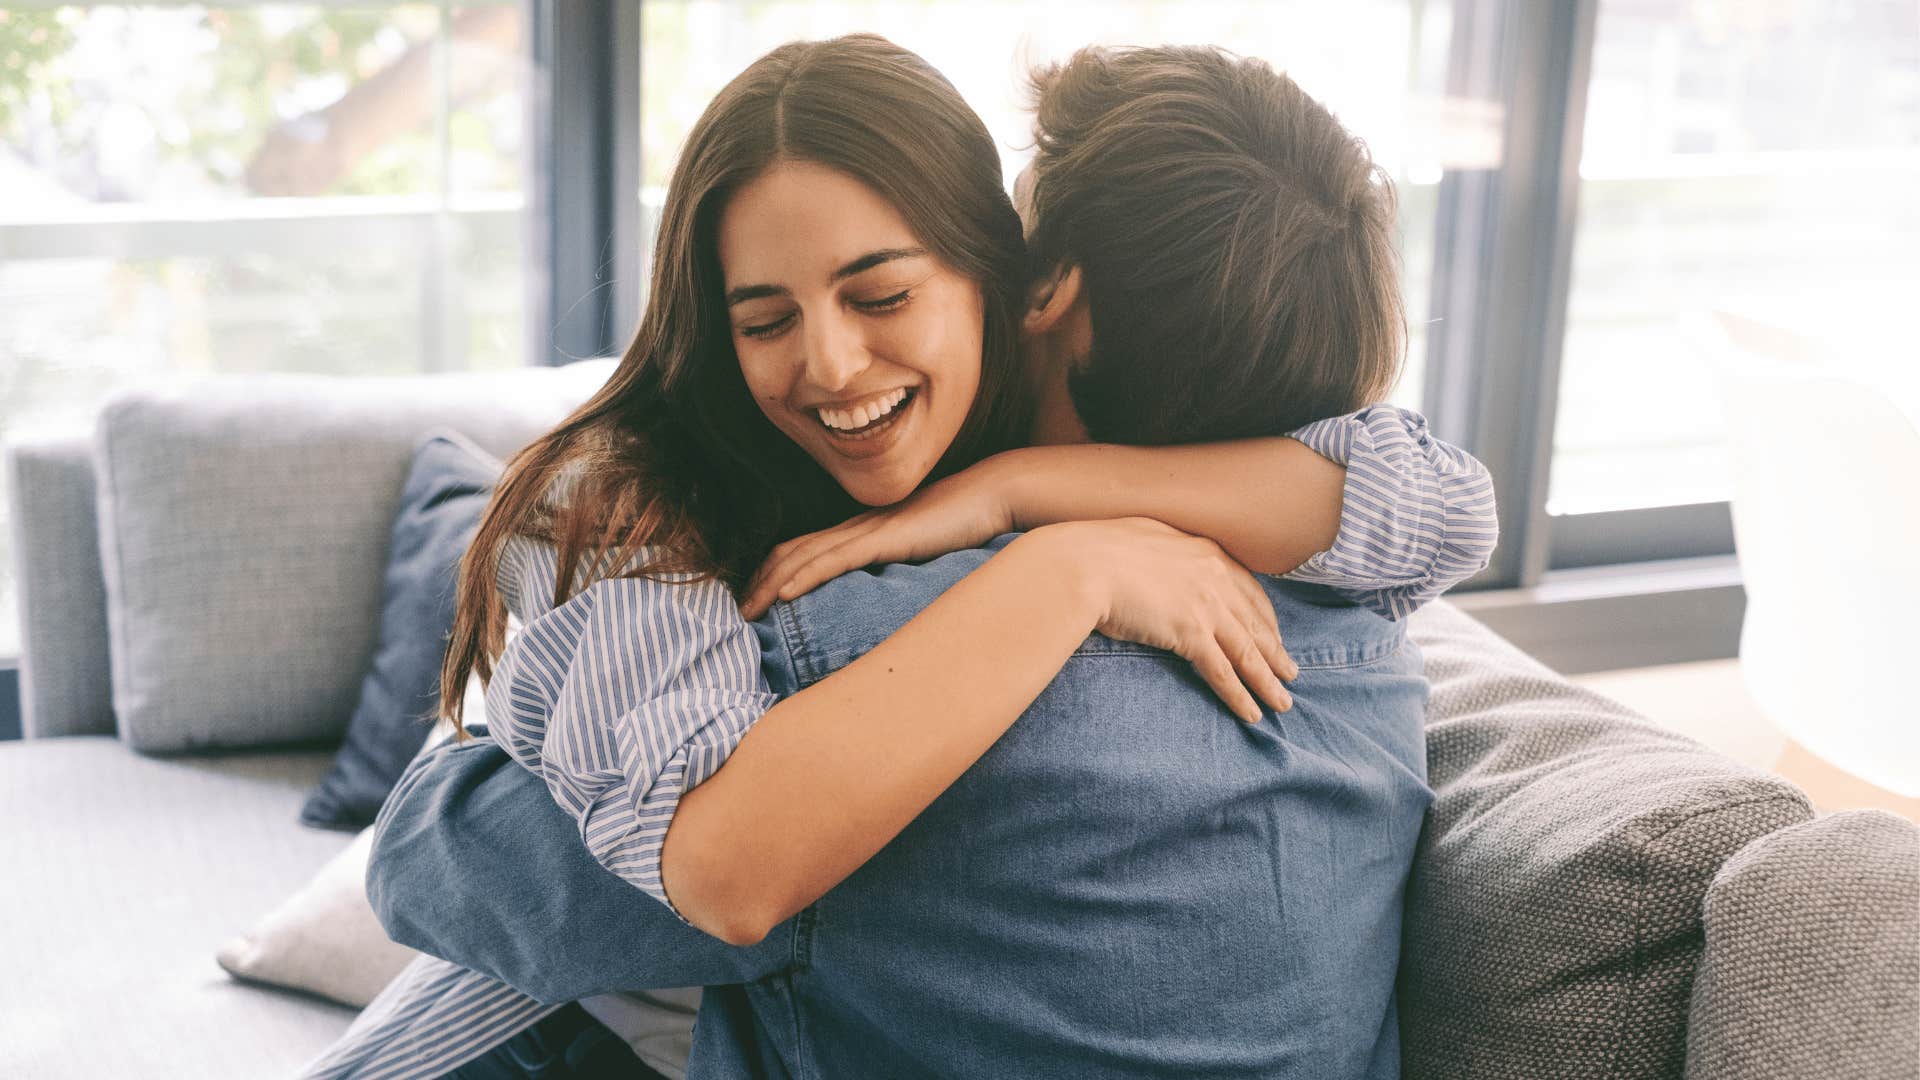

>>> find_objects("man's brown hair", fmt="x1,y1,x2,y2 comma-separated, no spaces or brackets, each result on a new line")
1026,45,1405,444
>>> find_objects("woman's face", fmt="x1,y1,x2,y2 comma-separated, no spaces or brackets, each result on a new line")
718,159,984,507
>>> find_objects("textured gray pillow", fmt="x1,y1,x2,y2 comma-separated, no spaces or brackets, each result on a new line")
92,362,613,753
1401,603,1814,1080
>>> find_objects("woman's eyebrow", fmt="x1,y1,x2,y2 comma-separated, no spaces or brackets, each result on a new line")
724,246,929,307
829,246,927,283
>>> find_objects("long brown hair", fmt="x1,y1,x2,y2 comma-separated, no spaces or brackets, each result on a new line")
439,34,1029,735
1025,45,1405,445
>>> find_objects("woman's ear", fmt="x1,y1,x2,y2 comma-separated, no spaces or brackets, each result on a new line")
1022,264,1087,337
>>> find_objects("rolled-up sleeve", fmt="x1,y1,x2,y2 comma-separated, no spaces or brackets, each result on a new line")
484,536,776,918
1282,404,1498,619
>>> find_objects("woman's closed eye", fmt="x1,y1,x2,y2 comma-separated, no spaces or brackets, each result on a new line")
737,290,913,340
851,289,912,313
738,312,795,340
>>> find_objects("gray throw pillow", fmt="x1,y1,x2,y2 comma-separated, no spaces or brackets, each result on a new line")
1400,603,1813,1080
91,363,612,753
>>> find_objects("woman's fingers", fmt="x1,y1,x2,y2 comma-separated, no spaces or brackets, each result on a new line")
1240,597,1298,685
1224,620,1293,715
1204,571,1292,717
1252,619,1298,690
1225,572,1294,676
778,536,884,604
1229,567,1280,637
744,529,850,617
744,515,896,618
1186,637,1264,724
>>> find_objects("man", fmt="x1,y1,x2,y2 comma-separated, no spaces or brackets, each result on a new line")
324,45,1491,1079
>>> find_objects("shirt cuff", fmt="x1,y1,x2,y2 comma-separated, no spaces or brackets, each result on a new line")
1282,404,1497,619
567,693,774,923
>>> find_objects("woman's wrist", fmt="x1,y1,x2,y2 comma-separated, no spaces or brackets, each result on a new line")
1009,522,1107,630
961,448,1030,530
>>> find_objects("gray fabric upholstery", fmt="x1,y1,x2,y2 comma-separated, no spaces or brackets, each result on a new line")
0,737,358,1079
1402,603,1817,1080
90,362,612,752
1685,809,1920,1080
4,432,114,739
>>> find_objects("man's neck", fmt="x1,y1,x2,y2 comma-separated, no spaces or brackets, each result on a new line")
1022,334,1093,447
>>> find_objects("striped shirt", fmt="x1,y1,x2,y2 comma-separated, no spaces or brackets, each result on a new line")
1287,404,1497,619
302,404,1495,1078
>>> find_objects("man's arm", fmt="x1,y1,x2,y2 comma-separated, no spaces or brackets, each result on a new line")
367,736,798,1004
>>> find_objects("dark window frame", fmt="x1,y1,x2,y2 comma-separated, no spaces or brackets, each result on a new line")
527,0,642,367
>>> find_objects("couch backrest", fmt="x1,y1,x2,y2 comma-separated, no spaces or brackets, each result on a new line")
6,362,614,750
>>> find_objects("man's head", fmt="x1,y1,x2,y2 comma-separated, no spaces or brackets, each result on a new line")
1016,45,1405,446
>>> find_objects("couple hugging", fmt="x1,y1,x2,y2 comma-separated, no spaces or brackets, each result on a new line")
312,33,1497,1080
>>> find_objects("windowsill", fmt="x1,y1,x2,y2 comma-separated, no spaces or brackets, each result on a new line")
1449,555,1745,675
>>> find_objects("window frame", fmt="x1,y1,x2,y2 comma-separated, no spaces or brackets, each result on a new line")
527,0,641,367
1419,0,1742,672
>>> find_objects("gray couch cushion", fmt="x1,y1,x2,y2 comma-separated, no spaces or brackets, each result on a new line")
0,737,357,1079
91,362,613,752
1685,809,1920,1080
1402,603,1815,1080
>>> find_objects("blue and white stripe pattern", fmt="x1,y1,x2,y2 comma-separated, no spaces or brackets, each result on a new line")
1284,404,1499,620
486,533,777,917
299,954,562,1078
300,403,1495,1078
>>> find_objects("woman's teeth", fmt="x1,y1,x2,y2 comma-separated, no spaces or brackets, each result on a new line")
817,388,911,432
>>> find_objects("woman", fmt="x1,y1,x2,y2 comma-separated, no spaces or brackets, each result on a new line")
324,33,1488,1079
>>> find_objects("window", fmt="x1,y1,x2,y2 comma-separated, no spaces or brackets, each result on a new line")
1551,0,1920,517
0,1,531,658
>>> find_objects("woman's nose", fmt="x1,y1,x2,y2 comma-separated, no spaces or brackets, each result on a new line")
801,311,870,393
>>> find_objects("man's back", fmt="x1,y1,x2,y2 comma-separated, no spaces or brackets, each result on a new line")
753,542,1432,1078
366,540,1432,1080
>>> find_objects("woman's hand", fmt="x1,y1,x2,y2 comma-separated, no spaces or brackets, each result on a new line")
742,460,1018,620
1039,517,1299,723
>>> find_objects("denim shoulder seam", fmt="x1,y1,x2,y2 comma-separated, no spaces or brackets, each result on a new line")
773,598,819,689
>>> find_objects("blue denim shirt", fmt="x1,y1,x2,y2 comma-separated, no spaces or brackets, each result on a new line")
368,538,1432,1079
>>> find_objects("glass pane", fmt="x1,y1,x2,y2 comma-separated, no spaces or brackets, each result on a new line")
638,0,1476,414
1550,0,1920,515
0,2,531,659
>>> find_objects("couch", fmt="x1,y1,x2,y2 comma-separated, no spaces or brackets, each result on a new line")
3,366,1915,1079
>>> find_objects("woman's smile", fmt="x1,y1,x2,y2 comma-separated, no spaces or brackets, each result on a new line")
807,386,921,457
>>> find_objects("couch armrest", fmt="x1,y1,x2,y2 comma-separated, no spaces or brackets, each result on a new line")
1401,602,1816,1079
4,432,113,738
1685,808,1920,1079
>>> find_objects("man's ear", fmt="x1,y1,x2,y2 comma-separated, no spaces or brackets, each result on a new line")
1022,264,1086,336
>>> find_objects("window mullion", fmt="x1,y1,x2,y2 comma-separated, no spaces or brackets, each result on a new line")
1429,0,1598,590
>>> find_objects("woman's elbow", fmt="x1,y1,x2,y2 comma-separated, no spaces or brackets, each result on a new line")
666,867,783,946
660,836,787,946
706,909,778,948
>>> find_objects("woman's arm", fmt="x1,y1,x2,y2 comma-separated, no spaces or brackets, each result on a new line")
664,518,1293,946
990,436,1343,575
742,405,1497,622
487,522,1291,946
